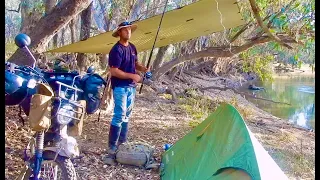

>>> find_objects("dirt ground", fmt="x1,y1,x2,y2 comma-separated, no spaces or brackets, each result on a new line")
5,73,315,180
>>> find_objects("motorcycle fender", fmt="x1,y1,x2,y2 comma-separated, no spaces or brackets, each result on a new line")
43,147,70,158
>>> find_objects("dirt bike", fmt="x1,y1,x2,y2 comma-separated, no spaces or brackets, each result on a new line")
5,34,106,180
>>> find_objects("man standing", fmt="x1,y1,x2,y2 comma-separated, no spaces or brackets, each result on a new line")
107,21,150,155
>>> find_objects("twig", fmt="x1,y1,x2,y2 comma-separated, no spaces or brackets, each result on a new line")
6,126,13,133
157,102,165,111
5,3,21,13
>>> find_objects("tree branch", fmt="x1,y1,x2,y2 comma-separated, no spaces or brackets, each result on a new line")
153,35,296,79
153,34,297,79
248,0,293,49
230,21,253,43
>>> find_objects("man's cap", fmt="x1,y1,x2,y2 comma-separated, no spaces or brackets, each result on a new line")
112,21,138,37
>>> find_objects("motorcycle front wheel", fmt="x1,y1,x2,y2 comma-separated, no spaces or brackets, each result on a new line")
17,151,77,180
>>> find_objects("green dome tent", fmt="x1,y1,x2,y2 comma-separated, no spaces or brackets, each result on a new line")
160,103,288,180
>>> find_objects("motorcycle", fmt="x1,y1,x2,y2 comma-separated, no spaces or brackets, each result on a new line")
5,34,107,180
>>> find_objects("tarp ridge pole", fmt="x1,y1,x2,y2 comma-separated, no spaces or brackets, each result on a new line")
139,0,169,94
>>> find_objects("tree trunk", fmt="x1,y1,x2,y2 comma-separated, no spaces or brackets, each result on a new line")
152,0,160,15
141,51,148,66
69,19,76,43
97,0,110,31
20,0,31,32
152,45,169,71
99,54,108,69
44,0,58,48
96,0,111,70
8,0,92,66
129,0,144,20
44,0,57,13
21,1,43,34
60,27,65,46
52,34,58,47
77,2,93,71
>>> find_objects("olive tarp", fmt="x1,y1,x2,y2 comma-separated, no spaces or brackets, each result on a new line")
47,0,244,54
160,103,288,180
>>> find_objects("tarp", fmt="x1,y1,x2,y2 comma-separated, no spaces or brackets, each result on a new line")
47,0,244,54
160,103,288,180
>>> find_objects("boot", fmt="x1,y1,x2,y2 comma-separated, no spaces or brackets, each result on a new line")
118,122,129,145
108,125,121,155
104,125,121,165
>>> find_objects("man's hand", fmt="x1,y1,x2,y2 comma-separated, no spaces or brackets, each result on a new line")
146,66,151,72
136,62,151,73
131,74,141,83
110,67,143,83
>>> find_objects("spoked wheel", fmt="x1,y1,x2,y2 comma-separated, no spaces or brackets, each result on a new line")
39,161,61,179
19,151,77,180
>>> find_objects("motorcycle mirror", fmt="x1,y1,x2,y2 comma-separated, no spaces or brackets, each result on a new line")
14,33,37,68
87,66,95,74
15,33,31,48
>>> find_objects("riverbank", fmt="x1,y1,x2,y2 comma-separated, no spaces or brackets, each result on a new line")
272,63,315,78
5,73,315,179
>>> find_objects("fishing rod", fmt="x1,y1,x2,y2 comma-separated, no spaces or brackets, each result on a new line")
139,0,169,94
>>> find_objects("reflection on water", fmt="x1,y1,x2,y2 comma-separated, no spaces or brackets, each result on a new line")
297,86,315,94
290,103,315,128
238,76,315,130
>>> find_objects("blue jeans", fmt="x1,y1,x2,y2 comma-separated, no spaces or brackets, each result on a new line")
111,87,136,127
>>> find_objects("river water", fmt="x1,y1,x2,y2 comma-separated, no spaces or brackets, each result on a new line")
238,76,315,130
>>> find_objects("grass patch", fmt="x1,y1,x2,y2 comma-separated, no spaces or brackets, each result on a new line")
178,90,253,127
270,148,315,179
162,94,172,100
278,131,297,143
258,131,314,178
228,96,253,119
178,91,219,127
188,120,202,128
